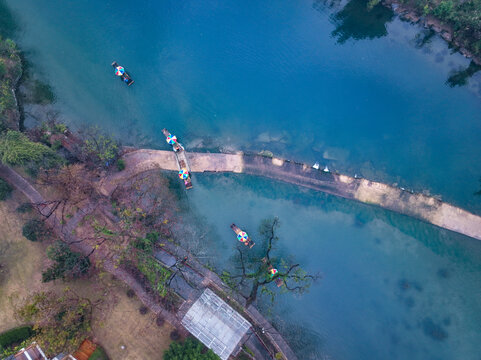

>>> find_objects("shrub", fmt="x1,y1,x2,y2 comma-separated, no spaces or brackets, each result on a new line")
136,254,171,297
16,202,32,213
126,289,135,298
132,232,158,254
433,0,455,19
0,81,15,112
156,316,164,327
0,178,12,200
42,241,90,282
0,326,34,348
89,346,109,360
139,306,148,315
52,139,62,150
116,158,125,171
0,59,5,79
164,337,220,360
54,123,67,134
22,219,49,242
169,330,180,341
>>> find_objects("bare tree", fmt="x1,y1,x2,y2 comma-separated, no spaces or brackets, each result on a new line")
224,217,320,307
37,163,98,225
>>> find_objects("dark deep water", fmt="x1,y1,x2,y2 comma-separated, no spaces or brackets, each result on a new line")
4,0,481,358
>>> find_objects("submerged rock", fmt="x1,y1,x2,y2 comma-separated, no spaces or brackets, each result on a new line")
421,317,448,341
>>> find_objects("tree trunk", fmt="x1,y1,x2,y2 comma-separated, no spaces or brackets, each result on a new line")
246,280,259,307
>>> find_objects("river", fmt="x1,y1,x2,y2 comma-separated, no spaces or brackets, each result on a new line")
4,0,481,359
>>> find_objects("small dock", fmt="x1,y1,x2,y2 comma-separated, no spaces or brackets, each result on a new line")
162,129,193,189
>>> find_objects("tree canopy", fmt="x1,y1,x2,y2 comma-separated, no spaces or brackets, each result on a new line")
42,241,90,282
0,130,58,166
22,219,51,242
163,337,220,360
15,290,92,356
81,127,120,168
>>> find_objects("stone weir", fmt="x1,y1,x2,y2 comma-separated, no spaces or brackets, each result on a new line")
100,149,481,242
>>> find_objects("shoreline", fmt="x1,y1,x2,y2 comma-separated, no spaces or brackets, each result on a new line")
382,0,481,65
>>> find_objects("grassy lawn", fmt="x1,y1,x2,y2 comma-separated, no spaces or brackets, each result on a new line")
0,191,173,359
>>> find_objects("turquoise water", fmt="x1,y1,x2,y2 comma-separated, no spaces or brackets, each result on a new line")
5,0,481,358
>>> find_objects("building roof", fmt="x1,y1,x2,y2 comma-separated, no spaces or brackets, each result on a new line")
14,343,48,360
181,288,251,360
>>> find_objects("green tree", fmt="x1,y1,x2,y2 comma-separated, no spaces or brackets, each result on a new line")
22,219,50,242
42,241,90,282
433,0,455,19
163,337,220,360
0,130,58,166
224,218,319,306
0,59,6,79
0,81,14,112
15,290,92,356
81,127,119,168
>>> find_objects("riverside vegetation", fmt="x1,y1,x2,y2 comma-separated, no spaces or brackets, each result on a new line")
372,0,481,62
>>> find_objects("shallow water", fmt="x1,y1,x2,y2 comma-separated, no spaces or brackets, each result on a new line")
5,0,481,358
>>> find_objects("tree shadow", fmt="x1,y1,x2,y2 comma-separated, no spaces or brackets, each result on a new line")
312,0,343,14
413,29,436,49
446,61,481,87
0,0,17,39
330,0,394,44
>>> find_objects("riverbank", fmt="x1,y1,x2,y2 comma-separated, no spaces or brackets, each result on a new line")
382,0,481,65
0,161,296,360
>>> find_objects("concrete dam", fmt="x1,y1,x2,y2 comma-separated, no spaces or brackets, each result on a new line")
100,149,481,242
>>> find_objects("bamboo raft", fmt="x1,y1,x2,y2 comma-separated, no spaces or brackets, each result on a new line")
268,264,284,287
230,223,255,248
111,61,134,86
162,128,192,189
162,128,184,152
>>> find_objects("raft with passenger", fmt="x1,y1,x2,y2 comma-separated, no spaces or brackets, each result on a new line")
230,224,255,248
268,265,284,287
162,128,192,189
162,128,184,152
111,61,134,86
178,161,193,190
